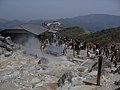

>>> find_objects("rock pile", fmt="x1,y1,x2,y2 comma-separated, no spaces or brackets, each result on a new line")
0,35,19,56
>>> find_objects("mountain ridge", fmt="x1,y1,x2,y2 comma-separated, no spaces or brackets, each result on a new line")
0,14,120,31
57,14,120,31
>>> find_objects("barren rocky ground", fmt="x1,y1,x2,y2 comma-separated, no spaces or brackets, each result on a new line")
0,36,120,90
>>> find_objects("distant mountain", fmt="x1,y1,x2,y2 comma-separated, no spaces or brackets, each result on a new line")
28,20,44,25
57,14,120,31
0,14,120,31
0,18,9,23
0,18,9,28
4,20,24,28
27,14,120,31
0,19,23,29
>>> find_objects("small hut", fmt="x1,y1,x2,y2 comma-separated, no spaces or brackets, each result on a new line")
0,24,48,44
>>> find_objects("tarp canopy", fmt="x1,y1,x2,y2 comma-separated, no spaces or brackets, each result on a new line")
45,44,64,56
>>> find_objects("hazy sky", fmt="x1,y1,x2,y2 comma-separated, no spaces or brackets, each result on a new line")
0,0,120,20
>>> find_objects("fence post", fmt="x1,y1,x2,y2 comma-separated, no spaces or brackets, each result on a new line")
97,55,103,86
73,40,75,57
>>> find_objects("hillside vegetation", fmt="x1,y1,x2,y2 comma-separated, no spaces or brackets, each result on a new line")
86,26,120,44
59,26,120,44
59,26,90,40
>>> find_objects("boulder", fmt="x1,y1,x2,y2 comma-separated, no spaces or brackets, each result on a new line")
6,45,13,51
0,41,7,48
57,71,73,87
0,35,5,41
4,51,12,57
4,36,13,46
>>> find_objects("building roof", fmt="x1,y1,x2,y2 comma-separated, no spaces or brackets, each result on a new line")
1,23,48,35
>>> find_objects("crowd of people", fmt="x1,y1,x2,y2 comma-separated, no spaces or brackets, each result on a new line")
87,42,120,67
40,33,120,67
39,33,87,55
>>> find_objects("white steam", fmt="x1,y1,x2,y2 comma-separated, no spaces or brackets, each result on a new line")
24,36,43,58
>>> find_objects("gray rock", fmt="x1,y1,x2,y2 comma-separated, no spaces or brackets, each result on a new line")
13,44,21,50
30,77,40,84
0,36,15,51
57,71,73,87
4,52,12,57
0,47,3,55
4,36,14,46
38,57,49,64
0,41,7,48
40,65,48,70
112,66,120,74
0,35,5,41
6,45,13,51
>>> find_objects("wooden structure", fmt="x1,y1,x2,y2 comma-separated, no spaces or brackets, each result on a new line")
0,24,48,44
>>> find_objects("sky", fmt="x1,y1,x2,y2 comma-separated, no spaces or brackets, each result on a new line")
0,0,120,20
